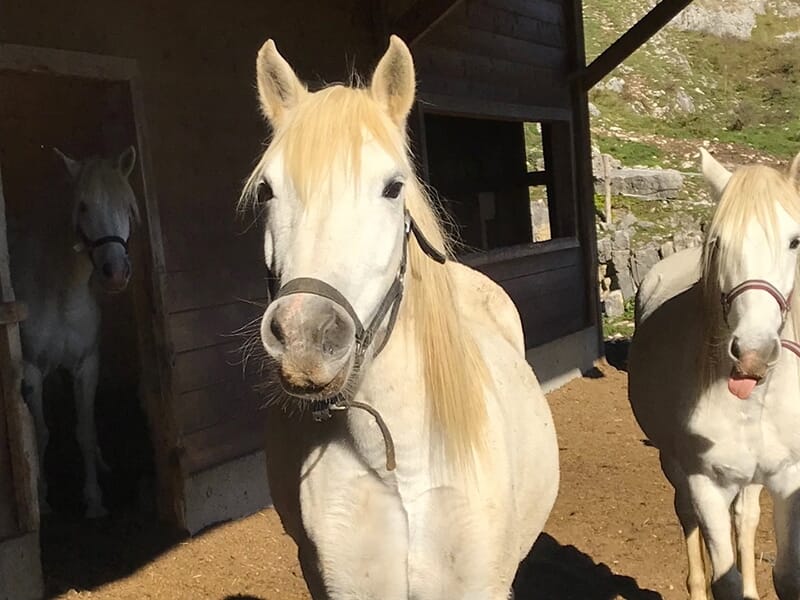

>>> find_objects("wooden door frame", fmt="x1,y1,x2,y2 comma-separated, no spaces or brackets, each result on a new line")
0,43,183,525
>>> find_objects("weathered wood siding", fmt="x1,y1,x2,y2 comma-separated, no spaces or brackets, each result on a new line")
409,0,596,349
413,0,570,120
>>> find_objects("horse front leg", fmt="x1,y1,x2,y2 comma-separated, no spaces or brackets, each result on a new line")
771,488,800,600
734,484,762,600
74,352,106,518
688,474,742,600
22,362,49,513
662,455,709,600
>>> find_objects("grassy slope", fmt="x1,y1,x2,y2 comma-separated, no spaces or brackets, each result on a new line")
585,1,800,162
583,1,800,337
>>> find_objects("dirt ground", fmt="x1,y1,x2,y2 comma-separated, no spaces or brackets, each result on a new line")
46,359,780,600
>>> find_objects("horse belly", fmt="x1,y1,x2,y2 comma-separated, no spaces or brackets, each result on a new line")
628,288,703,451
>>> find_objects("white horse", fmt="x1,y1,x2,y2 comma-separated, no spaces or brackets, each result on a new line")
240,36,559,599
629,148,800,600
12,147,139,518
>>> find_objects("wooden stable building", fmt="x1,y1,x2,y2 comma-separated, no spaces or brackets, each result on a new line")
0,0,693,597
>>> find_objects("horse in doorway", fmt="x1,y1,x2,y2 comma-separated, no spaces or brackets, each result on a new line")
240,36,560,599
12,146,139,518
629,149,800,600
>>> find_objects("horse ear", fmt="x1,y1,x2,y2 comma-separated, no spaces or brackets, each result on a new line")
256,39,307,128
370,35,416,126
53,147,81,180
789,151,800,187
117,145,137,178
700,148,732,200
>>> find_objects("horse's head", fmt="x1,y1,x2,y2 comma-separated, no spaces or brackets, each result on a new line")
242,36,420,401
56,147,140,293
701,148,800,398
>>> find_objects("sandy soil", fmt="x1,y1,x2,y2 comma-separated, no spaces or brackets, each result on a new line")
45,360,780,600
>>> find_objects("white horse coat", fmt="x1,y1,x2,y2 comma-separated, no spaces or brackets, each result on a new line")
629,150,800,600
245,37,559,599
13,147,138,518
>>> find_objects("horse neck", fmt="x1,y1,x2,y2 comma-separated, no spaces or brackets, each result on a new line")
45,223,95,297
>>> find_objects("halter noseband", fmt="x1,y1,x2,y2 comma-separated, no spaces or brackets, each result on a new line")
270,210,446,470
720,279,800,367
75,226,129,264
720,279,791,326
273,210,445,365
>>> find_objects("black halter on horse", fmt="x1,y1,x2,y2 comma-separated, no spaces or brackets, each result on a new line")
74,225,129,268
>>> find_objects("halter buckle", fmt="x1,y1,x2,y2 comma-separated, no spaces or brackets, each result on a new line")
310,397,347,422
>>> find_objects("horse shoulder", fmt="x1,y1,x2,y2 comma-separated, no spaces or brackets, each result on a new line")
447,262,525,356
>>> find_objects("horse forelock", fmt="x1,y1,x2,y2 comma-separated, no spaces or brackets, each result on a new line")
242,82,490,475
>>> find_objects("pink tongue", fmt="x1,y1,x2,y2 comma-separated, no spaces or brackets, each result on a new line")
728,376,758,400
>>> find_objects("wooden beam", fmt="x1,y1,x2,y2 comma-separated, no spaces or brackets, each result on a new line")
391,0,465,46
581,0,694,90
0,302,27,325
566,0,603,356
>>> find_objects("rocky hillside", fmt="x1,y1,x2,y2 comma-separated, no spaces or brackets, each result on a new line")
582,0,800,337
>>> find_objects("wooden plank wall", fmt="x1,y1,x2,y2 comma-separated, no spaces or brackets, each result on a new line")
413,0,569,117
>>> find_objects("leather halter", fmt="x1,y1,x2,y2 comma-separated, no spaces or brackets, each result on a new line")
720,279,791,326
74,226,129,269
721,279,800,364
274,211,445,363
270,210,446,471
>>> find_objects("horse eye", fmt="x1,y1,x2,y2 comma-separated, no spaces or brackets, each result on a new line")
257,180,274,204
382,180,404,199
791,237,800,250
78,201,88,213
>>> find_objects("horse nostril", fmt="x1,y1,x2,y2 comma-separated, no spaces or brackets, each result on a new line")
320,311,350,356
731,337,742,360
102,262,114,278
270,318,286,346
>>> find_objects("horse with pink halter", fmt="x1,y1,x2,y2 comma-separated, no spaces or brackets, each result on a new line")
630,149,800,600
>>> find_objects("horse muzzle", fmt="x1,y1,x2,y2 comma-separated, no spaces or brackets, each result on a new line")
262,293,357,400
96,258,131,293
727,338,779,399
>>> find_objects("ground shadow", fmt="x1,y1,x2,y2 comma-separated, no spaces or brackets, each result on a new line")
41,512,186,597
604,338,630,372
513,533,662,600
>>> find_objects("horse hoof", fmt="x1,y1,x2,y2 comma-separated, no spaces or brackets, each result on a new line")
85,504,108,519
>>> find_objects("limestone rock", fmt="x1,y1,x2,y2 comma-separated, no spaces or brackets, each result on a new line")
596,168,684,200
631,245,661,286
604,290,625,319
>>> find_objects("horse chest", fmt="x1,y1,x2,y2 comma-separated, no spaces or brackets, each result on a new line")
687,389,800,483
24,293,99,373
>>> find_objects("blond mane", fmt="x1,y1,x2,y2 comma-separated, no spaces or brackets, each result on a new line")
700,164,800,386
241,85,489,473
